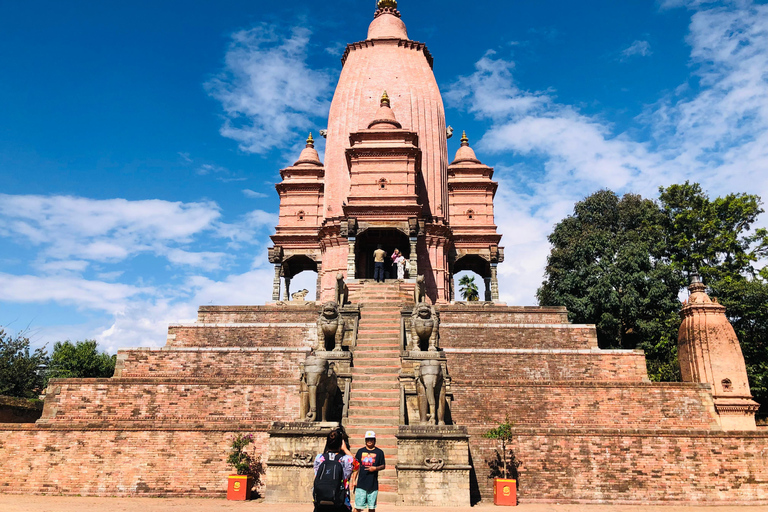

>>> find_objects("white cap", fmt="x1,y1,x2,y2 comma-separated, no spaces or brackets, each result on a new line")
365,430,376,439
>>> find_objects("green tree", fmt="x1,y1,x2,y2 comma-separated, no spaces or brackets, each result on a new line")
458,275,480,301
659,181,768,281
45,340,116,385
659,182,768,416
0,329,48,398
537,190,685,377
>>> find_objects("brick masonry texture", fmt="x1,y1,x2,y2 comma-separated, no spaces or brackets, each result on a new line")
116,349,308,379
467,430,768,504
1,301,767,503
445,350,649,382
0,429,268,497
38,379,300,427
451,382,720,429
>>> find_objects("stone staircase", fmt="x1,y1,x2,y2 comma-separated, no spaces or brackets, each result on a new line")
345,280,413,503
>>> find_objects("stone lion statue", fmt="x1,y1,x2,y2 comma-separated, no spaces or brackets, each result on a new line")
291,289,309,301
317,301,344,352
410,301,438,352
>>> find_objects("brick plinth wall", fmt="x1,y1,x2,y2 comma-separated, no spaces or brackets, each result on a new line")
38,379,300,426
0,427,269,497
451,381,719,430
467,428,768,504
445,349,649,382
115,348,309,378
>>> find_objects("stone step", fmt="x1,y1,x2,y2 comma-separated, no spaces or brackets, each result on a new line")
350,382,400,391
349,391,400,400
352,368,400,382
348,405,399,415
346,417,401,426
354,341,400,347
352,349,400,356
355,334,400,341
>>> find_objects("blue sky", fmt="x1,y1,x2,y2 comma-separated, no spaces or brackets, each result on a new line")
1,0,767,352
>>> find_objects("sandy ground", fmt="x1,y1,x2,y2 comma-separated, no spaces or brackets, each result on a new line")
1,496,767,512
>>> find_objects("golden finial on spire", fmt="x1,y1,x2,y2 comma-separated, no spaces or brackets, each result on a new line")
460,130,469,146
381,91,391,107
378,0,398,9
306,132,314,147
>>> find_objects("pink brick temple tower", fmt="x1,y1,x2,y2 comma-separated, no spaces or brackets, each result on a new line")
269,0,502,304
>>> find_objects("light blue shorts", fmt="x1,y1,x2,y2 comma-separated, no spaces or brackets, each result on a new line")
354,488,378,509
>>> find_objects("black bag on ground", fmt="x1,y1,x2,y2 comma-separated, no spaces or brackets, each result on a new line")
313,452,346,509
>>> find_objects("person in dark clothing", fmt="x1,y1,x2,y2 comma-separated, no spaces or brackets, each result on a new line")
314,428,356,512
373,245,386,283
353,431,385,512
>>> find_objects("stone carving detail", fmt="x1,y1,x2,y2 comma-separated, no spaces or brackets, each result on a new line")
291,289,309,301
424,457,446,470
414,275,427,304
268,246,283,264
300,356,338,422
335,273,349,306
318,301,345,352
292,452,314,465
410,302,439,352
414,359,448,425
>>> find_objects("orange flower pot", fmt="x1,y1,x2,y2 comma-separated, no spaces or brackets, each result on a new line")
227,475,254,500
493,478,517,506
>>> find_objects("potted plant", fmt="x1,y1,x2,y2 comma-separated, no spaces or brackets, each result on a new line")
483,418,521,506
226,433,264,500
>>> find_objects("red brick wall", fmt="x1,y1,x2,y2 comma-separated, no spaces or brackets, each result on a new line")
0,427,269,497
196,305,318,323
467,429,768,504
446,350,648,382
39,379,300,427
167,325,315,348
438,305,570,325
116,349,308,378
451,382,719,430
440,324,597,350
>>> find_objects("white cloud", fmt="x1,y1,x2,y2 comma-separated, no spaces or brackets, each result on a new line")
0,194,222,263
206,24,333,154
621,40,652,60
0,272,149,314
447,0,768,305
243,188,270,199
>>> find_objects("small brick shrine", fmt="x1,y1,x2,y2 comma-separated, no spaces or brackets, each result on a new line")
0,1,766,505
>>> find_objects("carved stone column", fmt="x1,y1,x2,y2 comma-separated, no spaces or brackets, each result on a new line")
272,263,282,301
284,275,291,301
490,263,499,302
409,236,418,277
484,277,492,302
347,237,356,279
315,262,323,301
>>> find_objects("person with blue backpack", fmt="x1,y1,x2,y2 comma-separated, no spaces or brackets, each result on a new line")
313,428,358,512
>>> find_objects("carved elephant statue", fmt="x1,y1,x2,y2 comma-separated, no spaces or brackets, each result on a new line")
414,359,447,425
300,356,338,422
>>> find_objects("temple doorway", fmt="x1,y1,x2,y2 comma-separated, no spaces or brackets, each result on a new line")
355,229,411,280
453,255,491,301
282,255,319,301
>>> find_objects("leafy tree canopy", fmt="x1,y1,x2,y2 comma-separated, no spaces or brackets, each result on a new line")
0,329,48,399
538,183,768,414
45,340,116,385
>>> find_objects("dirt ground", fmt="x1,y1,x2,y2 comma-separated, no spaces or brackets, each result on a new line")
1,496,767,512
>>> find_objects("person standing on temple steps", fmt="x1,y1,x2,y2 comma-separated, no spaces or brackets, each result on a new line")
373,246,387,283
353,431,385,512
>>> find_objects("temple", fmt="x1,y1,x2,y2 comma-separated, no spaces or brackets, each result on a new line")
269,3,502,304
0,1,766,505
